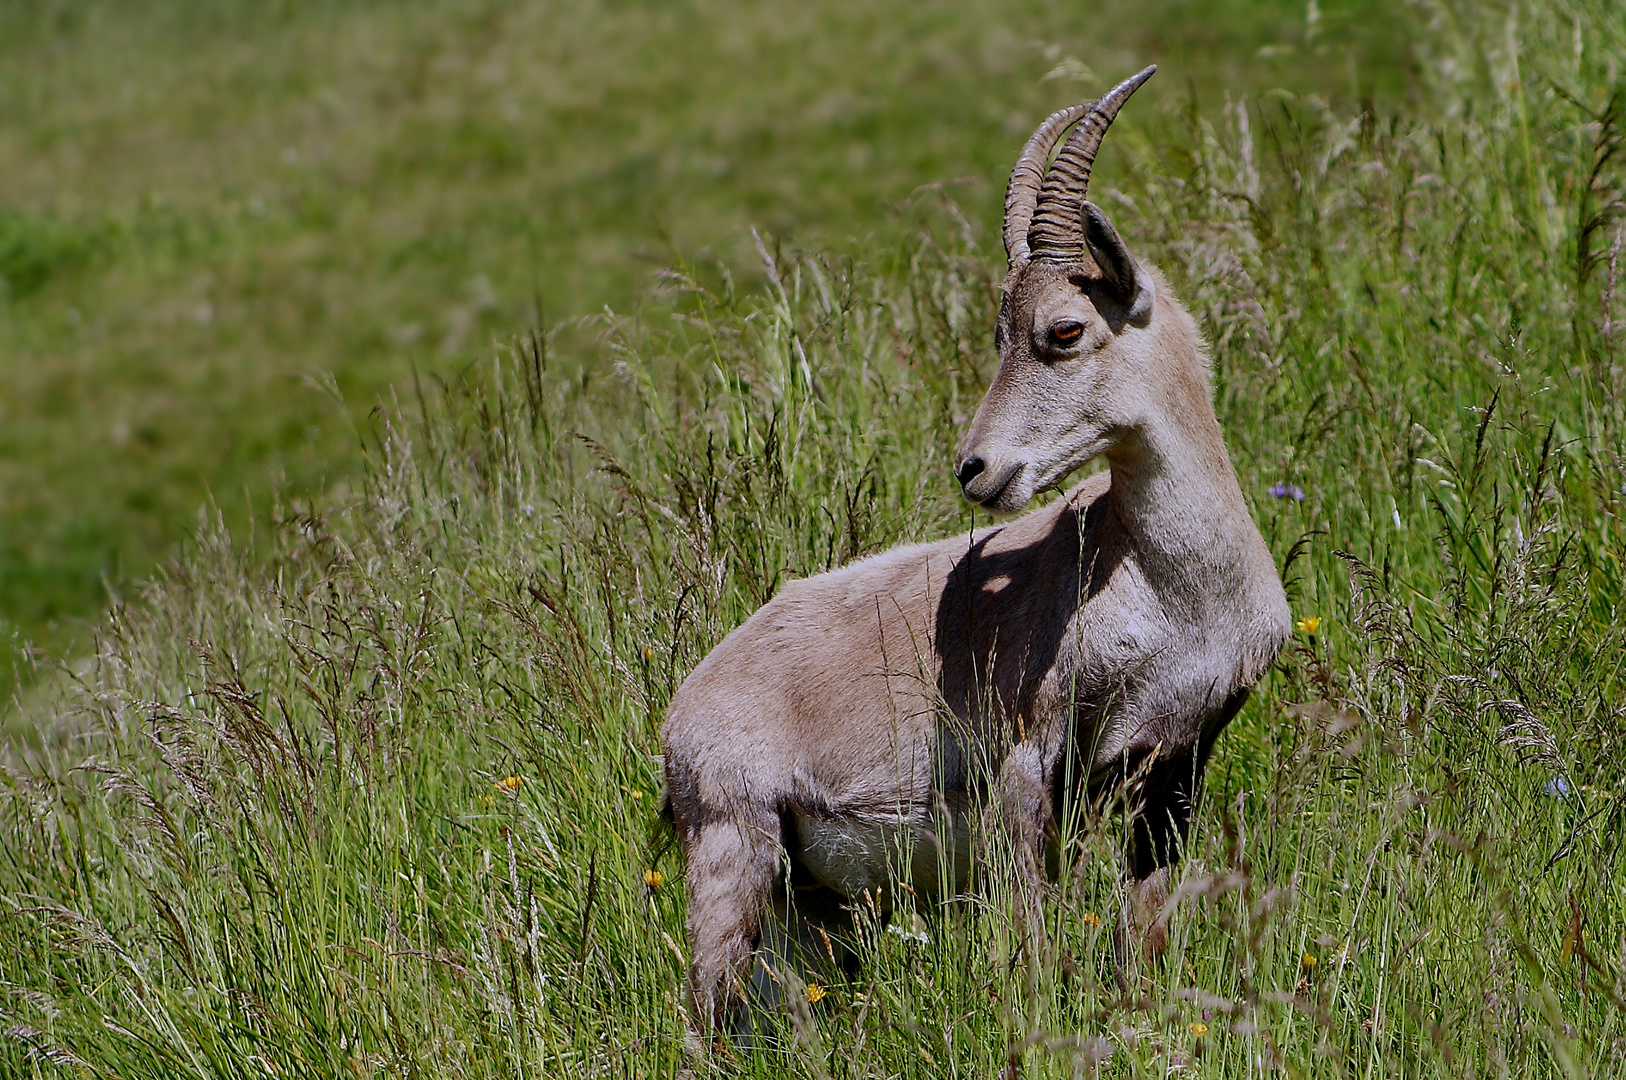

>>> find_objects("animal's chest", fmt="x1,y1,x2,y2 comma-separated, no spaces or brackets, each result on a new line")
1082,597,1170,673
1068,596,1243,764
929,567,1210,773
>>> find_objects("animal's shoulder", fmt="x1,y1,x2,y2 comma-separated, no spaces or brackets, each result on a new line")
757,479,1113,632
668,480,1117,715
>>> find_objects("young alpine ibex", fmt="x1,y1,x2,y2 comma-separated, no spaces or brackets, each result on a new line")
661,66,1290,1037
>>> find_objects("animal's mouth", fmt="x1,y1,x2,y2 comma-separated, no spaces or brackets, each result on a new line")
963,462,1024,510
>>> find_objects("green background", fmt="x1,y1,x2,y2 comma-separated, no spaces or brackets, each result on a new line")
0,0,1405,682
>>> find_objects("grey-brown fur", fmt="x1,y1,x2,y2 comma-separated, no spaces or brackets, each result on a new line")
661,66,1290,1040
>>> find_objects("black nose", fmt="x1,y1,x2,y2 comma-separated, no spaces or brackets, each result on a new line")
956,455,986,486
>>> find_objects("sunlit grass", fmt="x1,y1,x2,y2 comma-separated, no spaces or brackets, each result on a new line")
2,0,1625,1075
0,0,1412,681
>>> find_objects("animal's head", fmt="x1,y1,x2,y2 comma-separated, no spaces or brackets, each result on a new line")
957,67,1175,513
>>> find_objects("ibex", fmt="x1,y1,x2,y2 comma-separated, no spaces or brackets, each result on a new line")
661,66,1290,1038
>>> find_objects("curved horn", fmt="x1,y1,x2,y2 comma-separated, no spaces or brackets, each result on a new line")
1002,101,1097,267
1027,65,1156,263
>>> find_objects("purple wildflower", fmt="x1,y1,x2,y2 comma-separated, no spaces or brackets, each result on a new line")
1269,482,1306,501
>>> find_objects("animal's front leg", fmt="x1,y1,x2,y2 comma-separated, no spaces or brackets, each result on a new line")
986,743,1055,957
1118,865,1171,960
1114,744,1198,989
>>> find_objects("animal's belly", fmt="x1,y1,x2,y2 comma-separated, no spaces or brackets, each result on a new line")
791,804,973,901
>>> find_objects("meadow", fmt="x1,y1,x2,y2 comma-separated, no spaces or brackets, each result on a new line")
3,0,1626,1076
0,0,1404,683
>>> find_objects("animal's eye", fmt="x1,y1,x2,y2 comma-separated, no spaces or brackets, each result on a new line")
1049,320,1085,347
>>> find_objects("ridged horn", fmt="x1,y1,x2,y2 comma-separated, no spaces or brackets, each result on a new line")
1026,65,1156,263
1002,101,1097,267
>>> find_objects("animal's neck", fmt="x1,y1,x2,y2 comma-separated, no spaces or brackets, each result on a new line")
1103,386,1261,597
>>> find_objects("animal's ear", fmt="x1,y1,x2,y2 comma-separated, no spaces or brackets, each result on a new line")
1082,202,1154,327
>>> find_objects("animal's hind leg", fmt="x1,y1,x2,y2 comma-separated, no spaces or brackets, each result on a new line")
683,812,781,1039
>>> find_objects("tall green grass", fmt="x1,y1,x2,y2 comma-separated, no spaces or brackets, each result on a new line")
0,0,1408,683
3,0,1626,1075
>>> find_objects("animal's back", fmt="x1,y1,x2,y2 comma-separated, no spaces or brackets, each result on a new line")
661,474,1110,817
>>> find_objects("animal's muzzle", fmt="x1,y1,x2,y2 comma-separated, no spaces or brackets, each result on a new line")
958,458,1022,508
954,455,986,486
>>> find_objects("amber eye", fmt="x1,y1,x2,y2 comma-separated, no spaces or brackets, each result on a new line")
1049,320,1085,347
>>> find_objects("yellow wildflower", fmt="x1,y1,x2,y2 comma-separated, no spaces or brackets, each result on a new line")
1296,616,1322,634
643,868,666,890
495,775,521,792
1189,1021,1209,1037
1302,951,1317,969
1081,912,1102,929
804,982,828,1004
641,645,655,662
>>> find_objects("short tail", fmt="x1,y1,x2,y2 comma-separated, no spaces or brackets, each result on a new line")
648,788,678,866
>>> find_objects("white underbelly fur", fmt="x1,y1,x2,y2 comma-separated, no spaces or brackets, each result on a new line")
791,806,973,900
